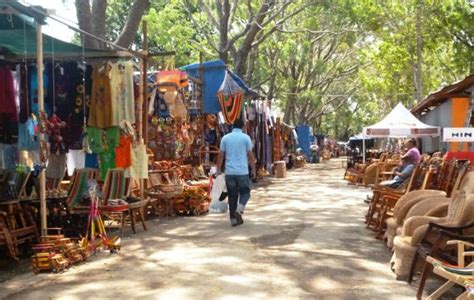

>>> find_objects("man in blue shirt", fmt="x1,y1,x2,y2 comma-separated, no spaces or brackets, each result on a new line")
216,119,256,226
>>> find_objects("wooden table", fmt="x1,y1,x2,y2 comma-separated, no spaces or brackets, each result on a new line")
146,191,178,218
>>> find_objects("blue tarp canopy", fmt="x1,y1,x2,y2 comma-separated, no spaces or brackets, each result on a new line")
295,125,313,160
181,59,257,114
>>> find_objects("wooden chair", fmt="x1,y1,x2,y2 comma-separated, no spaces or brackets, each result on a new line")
0,211,18,259
411,225,474,299
66,168,99,209
198,145,220,167
374,164,437,237
0,201,39,260
102,169,147,236
366,164,424,229
426,236,474,299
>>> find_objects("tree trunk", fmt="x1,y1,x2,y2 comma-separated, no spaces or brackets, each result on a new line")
267,67,276,101
232,0,276,76
414,0,424,105
92,0,108,49
75,0,99,49
245,48,257,85
217,0,230,63
76,0,149,50
114,0,150,48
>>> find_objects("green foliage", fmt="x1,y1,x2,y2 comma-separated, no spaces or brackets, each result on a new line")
323,0,473,140
102,0,472,141
144,0,210,66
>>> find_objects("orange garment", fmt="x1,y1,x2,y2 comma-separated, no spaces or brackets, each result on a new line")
115,135,132,168
88,64,113,128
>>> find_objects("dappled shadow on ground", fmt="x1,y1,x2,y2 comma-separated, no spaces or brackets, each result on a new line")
1,159,423,299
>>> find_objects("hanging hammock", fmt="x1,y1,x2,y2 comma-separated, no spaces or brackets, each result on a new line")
217,72,244,125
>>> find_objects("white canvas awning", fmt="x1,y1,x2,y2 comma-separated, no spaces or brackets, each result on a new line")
363,103,440,138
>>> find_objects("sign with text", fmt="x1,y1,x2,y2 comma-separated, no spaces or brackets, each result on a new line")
443,128,474,142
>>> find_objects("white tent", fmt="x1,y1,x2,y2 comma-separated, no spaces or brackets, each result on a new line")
361,102,440,162
363,102,440,138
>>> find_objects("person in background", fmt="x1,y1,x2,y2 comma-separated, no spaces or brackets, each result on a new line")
216,119,256,227
402,138,421,165
379,156,414,188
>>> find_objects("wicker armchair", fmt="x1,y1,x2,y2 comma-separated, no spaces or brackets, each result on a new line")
384,190,447,247
391,172,474,279
384,163,469,248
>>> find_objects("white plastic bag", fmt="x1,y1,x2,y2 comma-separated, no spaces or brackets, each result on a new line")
209,174,228,213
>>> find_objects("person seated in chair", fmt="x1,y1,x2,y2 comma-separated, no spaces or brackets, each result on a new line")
379,156,414,188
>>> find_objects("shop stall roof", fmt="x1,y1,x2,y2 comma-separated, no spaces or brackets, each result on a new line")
182,59,258,113
0,0,129,59
411,74,474,115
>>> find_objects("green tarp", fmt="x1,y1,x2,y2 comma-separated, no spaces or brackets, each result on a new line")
0,0,117,59
0,29,109,58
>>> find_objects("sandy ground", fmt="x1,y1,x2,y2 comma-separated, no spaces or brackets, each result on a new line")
0,159,434,299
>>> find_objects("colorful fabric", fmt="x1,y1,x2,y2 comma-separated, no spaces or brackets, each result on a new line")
85,153,99,168
18,118,39,150
103,169,126,201
88,65,112,129
217,72,244,125
110,61,135,125
0,67,17,121
87,127,104,153
218,93,243,125
105,127,120,150
29,64,51,117
434,262,474,276
99,150,116,180
115,135,132,169
66,169,97,208
129,143,148,179
65,62,92,150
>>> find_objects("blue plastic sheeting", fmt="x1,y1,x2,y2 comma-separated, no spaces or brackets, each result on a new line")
296,125,312,160
181,59,251,114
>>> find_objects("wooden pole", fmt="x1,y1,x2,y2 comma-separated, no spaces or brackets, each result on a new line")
138,21,148,198
37,25,47,236
142,21,149,147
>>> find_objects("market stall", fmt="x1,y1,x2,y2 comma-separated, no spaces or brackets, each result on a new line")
362,102,440,162
0,1,152,265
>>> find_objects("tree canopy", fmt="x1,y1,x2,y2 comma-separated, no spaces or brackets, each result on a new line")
79,0,473,141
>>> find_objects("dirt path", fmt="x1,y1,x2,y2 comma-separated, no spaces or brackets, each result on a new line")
0,159,419,299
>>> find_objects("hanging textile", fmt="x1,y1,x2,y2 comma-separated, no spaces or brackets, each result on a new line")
217,72,244,125
29,64,52,117
129,143,148,179
0,67,18,121
156,70,181,93
18,117,39,150
88,64,112,129
18,64,29,123
65,62,92,150
110,61,135,126
66,150,85,176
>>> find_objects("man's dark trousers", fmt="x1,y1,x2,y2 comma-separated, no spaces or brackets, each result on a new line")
225,175,251,220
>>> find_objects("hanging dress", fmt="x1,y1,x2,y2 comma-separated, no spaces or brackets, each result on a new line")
88,64,112,129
